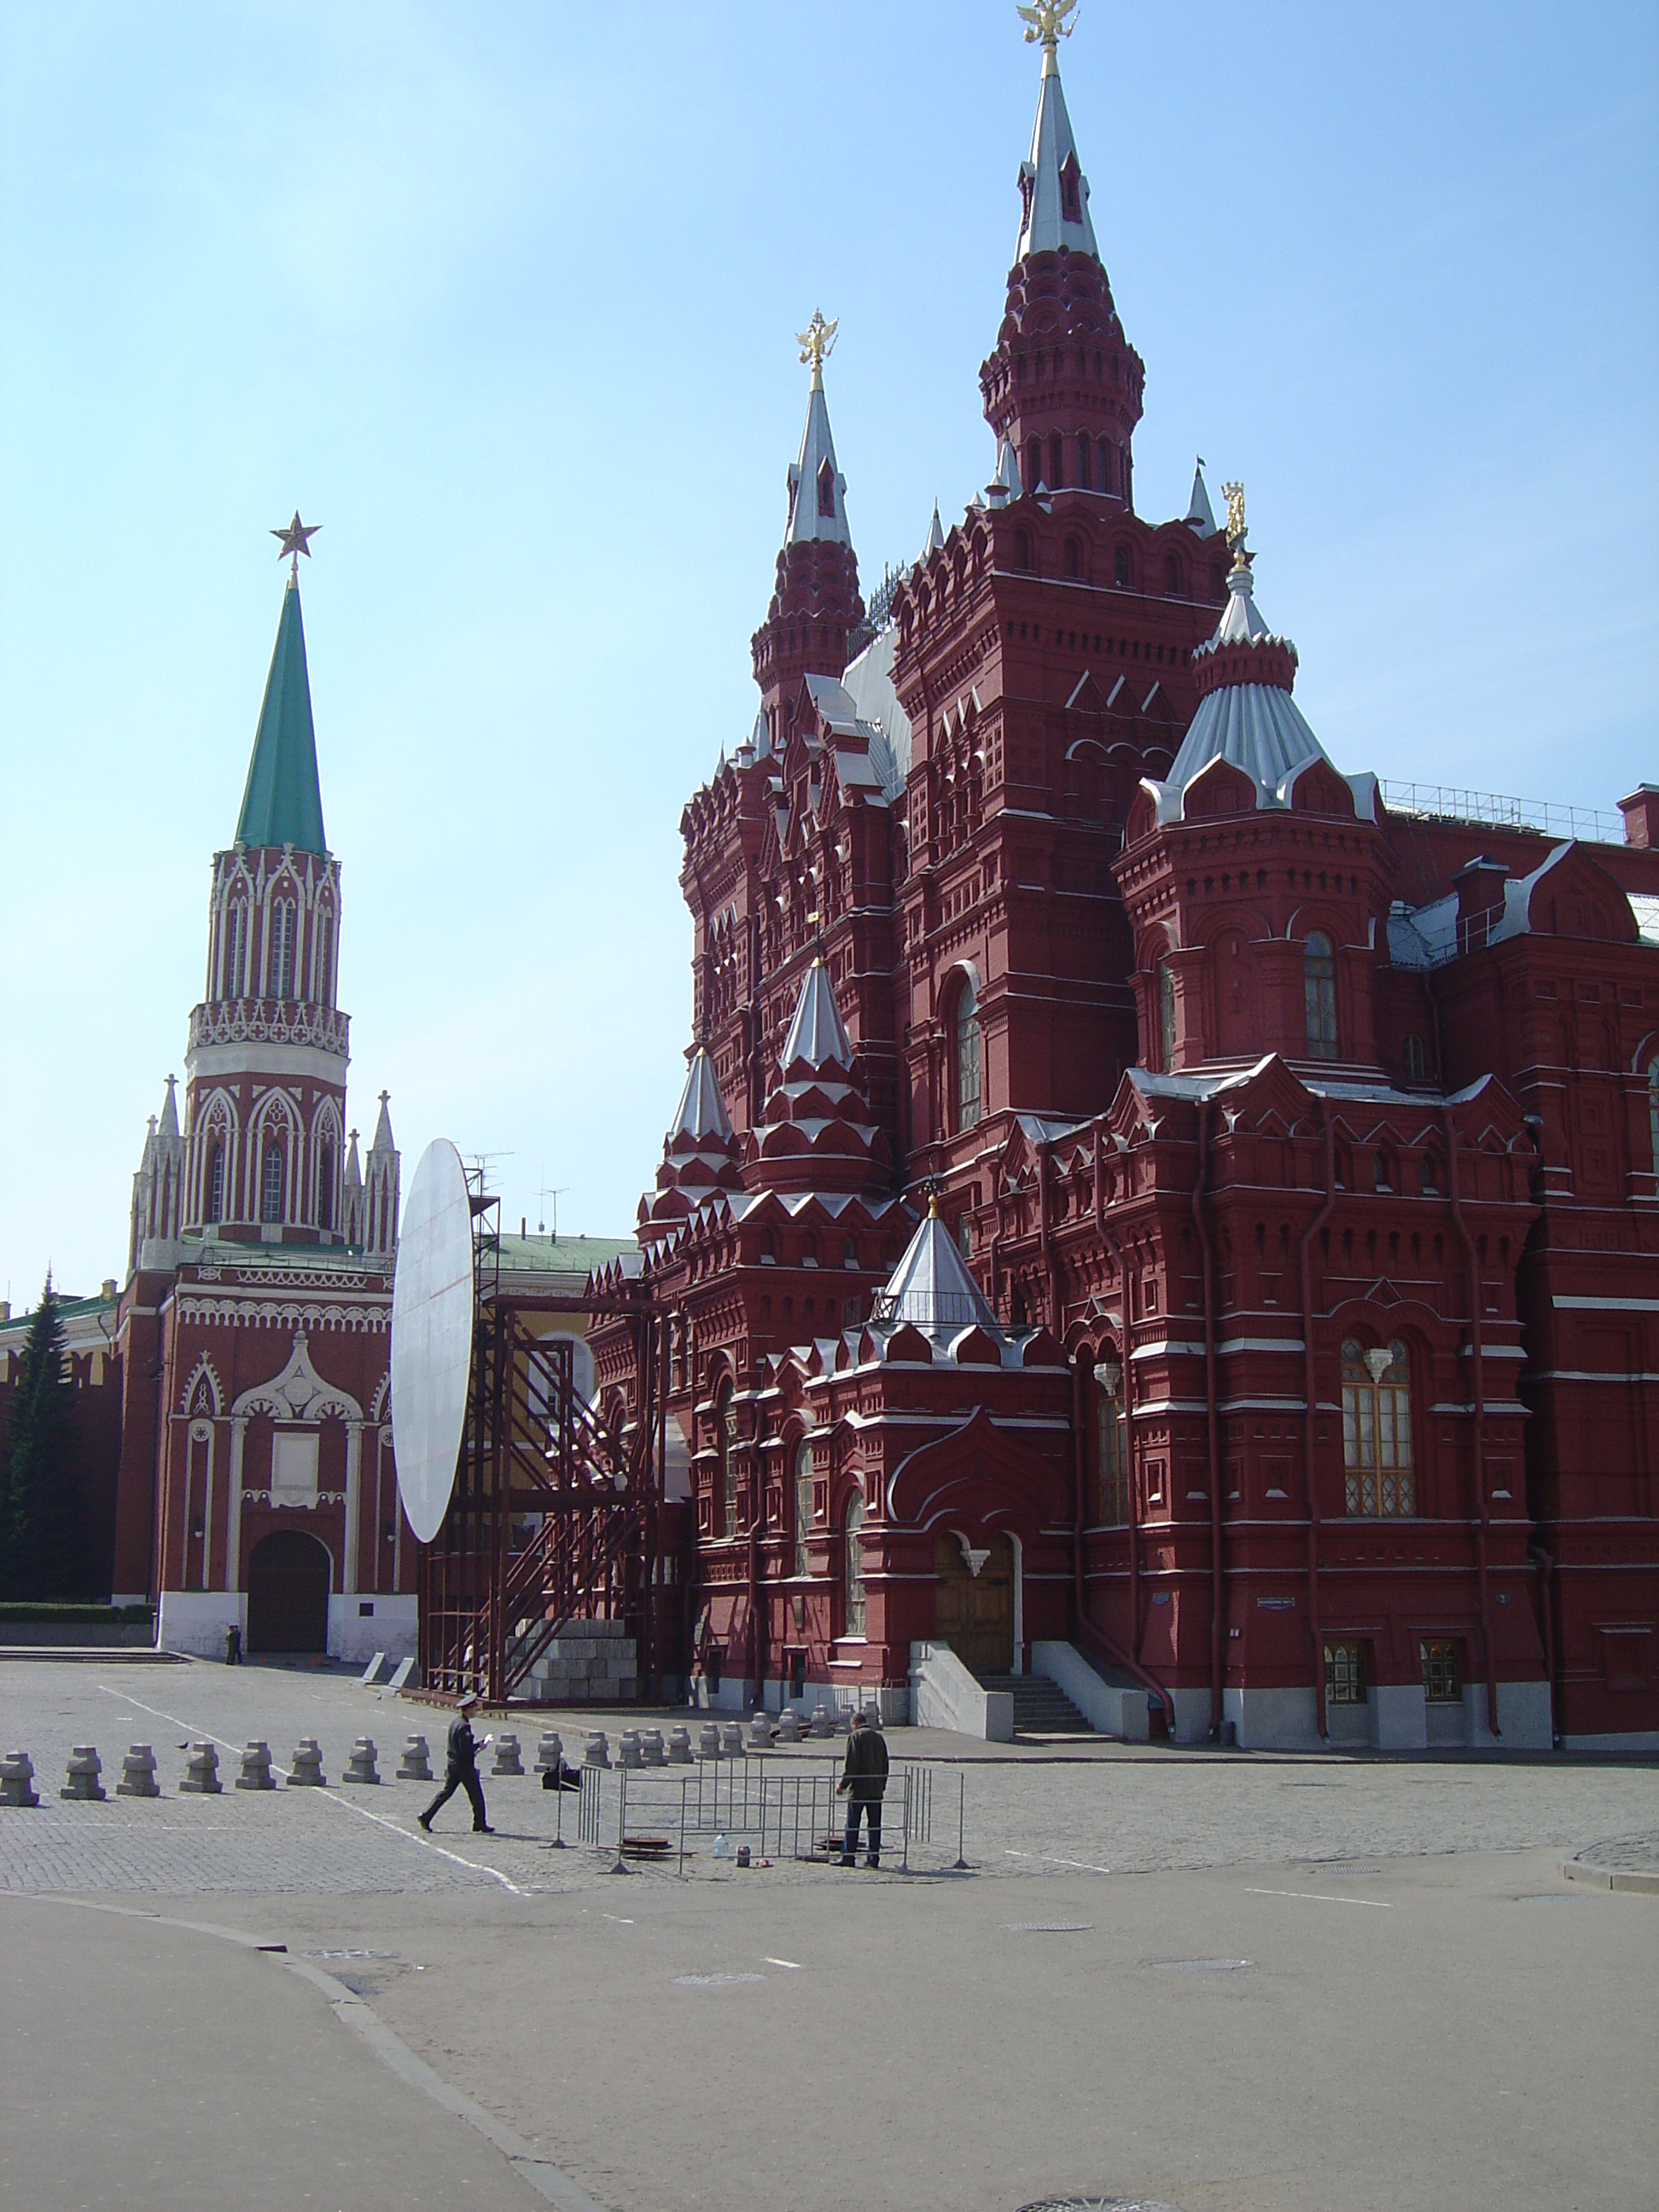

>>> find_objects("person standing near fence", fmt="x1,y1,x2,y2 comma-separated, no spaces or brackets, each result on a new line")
419,1691,494,1834
837,1710,888,1867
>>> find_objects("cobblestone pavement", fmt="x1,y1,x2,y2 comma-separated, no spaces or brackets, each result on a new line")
1,1659,1655,1897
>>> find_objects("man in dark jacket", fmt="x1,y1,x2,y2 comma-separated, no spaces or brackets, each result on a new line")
418,1691,493,1833
836,1710,888,1866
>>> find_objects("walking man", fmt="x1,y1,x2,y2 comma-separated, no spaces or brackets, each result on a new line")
836,1709,888,1866
419,1691,494,1834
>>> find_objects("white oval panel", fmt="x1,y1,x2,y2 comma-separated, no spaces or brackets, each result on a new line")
390,1138,474,1545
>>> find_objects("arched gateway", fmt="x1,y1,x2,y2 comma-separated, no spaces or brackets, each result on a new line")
246,1528,331,1653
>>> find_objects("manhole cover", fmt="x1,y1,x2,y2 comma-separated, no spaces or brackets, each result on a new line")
308,1948,392,1960
1015,2197,1183,2211
1148,1958,1252,1972
673,1972,765,1988
1004,1922,1093,1934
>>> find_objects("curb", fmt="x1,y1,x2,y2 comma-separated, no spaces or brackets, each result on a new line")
1561,1856,1659,1895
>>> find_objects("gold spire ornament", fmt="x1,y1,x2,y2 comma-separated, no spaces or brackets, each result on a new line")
1222,480,1247,549
1017,0,1079,71
271,509,321,579
796,310,838,391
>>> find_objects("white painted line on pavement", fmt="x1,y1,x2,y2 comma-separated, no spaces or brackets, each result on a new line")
96,1681,525,1896
1245,1887,1393,1908
1005,1848,1115,1875
763,1956,803,1970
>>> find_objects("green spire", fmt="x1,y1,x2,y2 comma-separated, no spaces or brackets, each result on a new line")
235,573,327,853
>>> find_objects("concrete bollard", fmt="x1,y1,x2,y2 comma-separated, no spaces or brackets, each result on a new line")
344,1738,381,1785
116,1744,160,1798
616,1729,643,1771
236,1742,276,1791
583,1730,610,1769
641,1728,666,1767
396,1735,433,1782
777,1708,802,1743
61,1746,107,1802
491,1733,523,1777
697,1722,722,1760
667,1726,693,1764
811,1704,836,1738
859,1705,884,1732
721,1720,747,1758
1,1751,40,1808
287,1738,326,1787
534,1732,564,1776
748,1710,772,1749
178,1743,222,1795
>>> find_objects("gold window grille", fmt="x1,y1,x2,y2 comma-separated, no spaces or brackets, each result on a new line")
1097,1389,1129,1527
719,1391,737,1538
1324,1640,1366,1706
1421,1639,1462,1704
844,1493,866,1639
794,1439,813,1578
955,983,981,1133
1342,1338,1415,1516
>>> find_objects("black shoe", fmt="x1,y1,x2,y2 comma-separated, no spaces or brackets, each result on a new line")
417,1814,432,1831
474,1824,495,1835
838,1855,854,1866
866,1858,880,1868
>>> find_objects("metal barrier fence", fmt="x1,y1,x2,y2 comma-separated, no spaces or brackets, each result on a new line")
568,1753,964,1877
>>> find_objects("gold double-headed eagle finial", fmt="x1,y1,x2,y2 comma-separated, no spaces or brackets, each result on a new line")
1222,480,1248,550
796,309,838,391
1017,0,1079,68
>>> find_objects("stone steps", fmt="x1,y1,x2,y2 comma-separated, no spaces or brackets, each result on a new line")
516,1617,637,1706
975,1672,1095,1735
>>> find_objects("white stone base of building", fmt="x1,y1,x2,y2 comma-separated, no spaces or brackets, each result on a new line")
1220,1677,1554,1751
328,1593,416,1666
156,1590,246,1657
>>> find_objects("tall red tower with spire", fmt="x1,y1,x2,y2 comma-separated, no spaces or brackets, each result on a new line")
111,524,412,1662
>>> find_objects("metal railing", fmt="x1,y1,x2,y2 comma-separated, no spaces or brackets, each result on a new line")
567,1753,962,1877
1380,780,1621,846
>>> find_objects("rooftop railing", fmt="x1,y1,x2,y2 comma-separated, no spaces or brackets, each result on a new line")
1380,781,1622,846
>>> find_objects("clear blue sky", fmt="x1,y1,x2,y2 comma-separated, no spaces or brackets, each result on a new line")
3,1,1655,1304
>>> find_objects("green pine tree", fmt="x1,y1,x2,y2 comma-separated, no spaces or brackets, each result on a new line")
2,1278,82,1599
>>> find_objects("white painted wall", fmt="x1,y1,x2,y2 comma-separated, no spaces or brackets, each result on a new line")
909,1640,1014,1741
1031,1641,1150,1742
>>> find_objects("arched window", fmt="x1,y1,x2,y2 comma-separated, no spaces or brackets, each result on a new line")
225,904,247,998
317,1143,334,1232
315,920,332,1008
207,1143,224,1225
1164,553,1183,596
1098,438,1115,494
1025,440,1041,498
954,979,981,1132
260,1140,284,1225
719,1385,737,1539
1304,932,1338,1058
1063,534,1082,579
1014,528,1032,573
817,457,835,517
1060,153,1082,224
1049,433,1064,489
844,1491,866,1638
794,1440,813,1577
1077,435,1092,491
1094,1357,1128,1525
1403,1032,1428,1084
1342,1340,1415,1516
843,1234,858,1269
271,900,295,1000
1114,544,1131,588
1157,957,1178,1072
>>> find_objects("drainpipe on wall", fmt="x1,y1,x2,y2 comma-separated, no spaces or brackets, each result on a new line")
1297,1105,1337,1743
1190,1100,1225,1740
1445,1109,1500,1738
1071,1351,1087,1632
1528,1544,1557,1746
1036,1138,1059,1336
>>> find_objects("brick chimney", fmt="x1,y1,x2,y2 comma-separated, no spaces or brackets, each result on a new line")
1619,785,1659,850
1454,854,1509,953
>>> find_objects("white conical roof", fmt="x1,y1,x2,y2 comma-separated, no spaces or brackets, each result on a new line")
158,1074,180,1140
1016,43,1100,261
877,1203,998,1336
786,382,852,548
670,1046,733,1144
922,503,944,559
781,958,853,1074
1184,461,1218,536
370,1090,396,1153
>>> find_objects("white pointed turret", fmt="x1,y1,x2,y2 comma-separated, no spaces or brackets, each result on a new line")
781,956,853,1076
1015,11,1100,262
1184,460,1218,537
671,1045,734,1146
360,1091,400,1257
786,316,852,548
921,504,945,560
876,1196,999,1339
159,1074,180,1140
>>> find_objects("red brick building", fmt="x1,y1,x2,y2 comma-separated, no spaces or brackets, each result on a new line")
593,16,1659,1749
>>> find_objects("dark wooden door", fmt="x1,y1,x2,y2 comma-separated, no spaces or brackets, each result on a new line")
246,1529,330,1653
933,1532,1014,1676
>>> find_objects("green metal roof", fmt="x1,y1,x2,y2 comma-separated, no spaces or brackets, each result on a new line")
235,574,327,854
